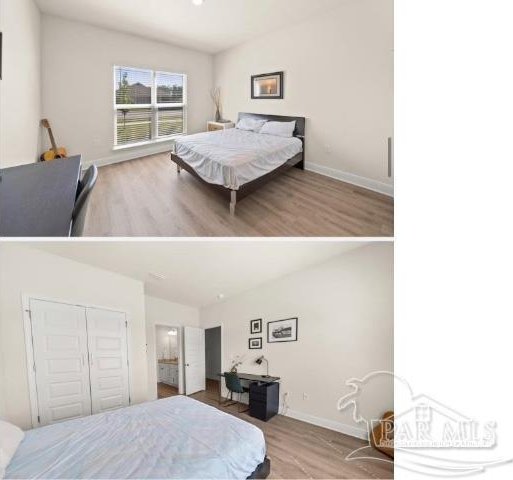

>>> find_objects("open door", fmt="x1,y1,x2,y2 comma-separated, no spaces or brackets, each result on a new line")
184,326,206,395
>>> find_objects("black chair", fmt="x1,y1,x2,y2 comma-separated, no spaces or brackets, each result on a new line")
71,165,98,236
223,372,249,413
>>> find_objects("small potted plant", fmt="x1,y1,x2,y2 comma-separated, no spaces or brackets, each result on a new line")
230,355,244,373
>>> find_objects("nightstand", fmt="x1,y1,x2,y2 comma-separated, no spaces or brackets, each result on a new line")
207,121,235,132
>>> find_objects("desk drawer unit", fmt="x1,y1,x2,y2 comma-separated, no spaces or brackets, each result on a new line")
249,382,279,422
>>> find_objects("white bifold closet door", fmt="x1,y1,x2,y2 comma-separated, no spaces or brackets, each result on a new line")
29,299,130,426
30,299,92,426
86,307,130,414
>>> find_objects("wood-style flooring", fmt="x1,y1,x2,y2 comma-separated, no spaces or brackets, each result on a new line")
84,153,394,237
157,382,178,399
165,379,393,479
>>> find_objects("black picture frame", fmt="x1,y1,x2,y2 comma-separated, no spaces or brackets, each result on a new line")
267,318,298,343
249,337,262,350
250,318,262,334
251,72,284,100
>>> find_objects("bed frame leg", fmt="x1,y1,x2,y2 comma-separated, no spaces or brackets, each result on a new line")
177,164,182,174
230,191,237,215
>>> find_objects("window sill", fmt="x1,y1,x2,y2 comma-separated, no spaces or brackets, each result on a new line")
113,134,185,151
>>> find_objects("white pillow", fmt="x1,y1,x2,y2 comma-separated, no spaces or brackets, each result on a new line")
0,420,24,479
259,121,296,138
236,118,267,132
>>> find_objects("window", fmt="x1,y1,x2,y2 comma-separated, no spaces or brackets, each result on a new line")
114,66,186,147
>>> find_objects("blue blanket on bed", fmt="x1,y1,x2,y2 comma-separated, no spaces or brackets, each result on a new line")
6,396,266,479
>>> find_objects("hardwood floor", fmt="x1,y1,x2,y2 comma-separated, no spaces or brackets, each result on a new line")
157,382,179,399
206,378,220,397
84,153,394,237
187,381,393,479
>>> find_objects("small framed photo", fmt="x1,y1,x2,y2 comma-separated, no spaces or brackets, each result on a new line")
267,318,298,343
251,72,284,99
250,318,262,334
249,337,262,350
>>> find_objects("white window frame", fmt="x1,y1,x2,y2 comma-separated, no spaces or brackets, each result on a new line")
113,66,188,149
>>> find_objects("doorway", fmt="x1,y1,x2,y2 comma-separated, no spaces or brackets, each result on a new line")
205,326,222,401
155,325,181,399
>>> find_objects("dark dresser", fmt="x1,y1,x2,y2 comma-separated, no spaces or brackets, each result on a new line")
249,381,280,421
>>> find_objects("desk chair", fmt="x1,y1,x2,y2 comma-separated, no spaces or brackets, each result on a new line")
223,372,249,413
71,165,98,236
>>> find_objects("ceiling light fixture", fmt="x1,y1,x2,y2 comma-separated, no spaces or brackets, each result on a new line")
192,0,204,6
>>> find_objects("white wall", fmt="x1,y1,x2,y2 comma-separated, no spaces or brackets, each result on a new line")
200,243,393,438
41,15,214,167
214,0,393,195
145,295,199,400
0,0,41,168
0,329,6,419
0,244,148,430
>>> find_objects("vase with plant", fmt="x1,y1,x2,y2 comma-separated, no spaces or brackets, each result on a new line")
210,87,222,122
230,355,244,373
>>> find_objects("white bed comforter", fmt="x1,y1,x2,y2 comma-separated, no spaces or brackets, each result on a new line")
174,128,303,190
6,396,266,479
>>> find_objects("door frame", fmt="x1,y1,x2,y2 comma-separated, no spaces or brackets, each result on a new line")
21,294,131,429
154,324,184,395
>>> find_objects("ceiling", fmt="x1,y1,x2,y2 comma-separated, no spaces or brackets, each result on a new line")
34,0,342,53
33,241,364,307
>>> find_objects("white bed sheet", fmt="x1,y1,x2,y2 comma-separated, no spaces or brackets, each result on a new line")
6,396,266,480
174,129,303,190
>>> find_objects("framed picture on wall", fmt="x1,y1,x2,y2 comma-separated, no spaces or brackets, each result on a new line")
251,72,284,99
267,318,298,343
249,337,262,349
250,318,262,334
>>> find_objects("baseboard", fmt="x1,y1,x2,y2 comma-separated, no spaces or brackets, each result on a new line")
284,408,369,441
305,162,394,197
81,142,174,170
218,388,368,440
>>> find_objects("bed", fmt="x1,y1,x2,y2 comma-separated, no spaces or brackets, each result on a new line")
171,113,306,214
5,396,270,480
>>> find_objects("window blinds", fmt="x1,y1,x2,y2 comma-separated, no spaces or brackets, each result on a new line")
114,67,186,147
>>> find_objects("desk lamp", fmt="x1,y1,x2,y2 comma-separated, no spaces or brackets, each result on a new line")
255,355,269,377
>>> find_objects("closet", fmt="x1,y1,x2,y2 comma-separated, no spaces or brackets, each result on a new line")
28,299,130,426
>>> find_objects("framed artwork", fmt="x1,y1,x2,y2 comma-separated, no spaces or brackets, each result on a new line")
250,318,262,334
249,337,262,349
267,318,298,343
251,72,284,99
